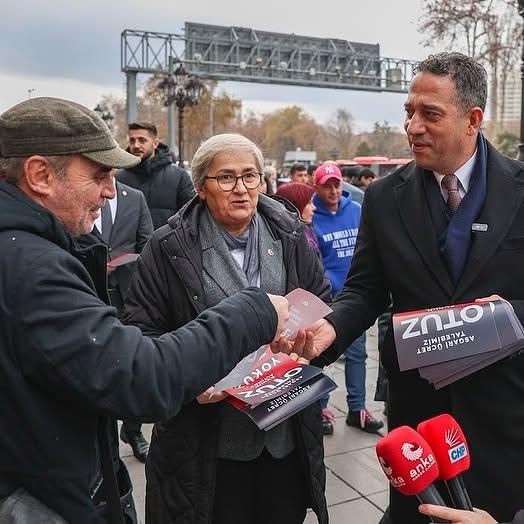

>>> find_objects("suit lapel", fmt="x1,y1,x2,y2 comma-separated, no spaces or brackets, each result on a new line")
454,149,524,298
92,225,105,244
394,164,454,296
111,183,127,239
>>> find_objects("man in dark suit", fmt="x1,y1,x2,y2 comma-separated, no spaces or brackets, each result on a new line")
88,178,154,462
308,52,524,523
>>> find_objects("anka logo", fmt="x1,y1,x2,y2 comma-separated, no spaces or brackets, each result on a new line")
379,457,393,476
401,442,424,461
379,457,406,489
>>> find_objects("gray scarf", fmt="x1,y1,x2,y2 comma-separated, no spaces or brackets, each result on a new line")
219,214,259,287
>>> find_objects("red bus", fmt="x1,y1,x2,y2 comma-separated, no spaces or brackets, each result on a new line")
336,156,412,177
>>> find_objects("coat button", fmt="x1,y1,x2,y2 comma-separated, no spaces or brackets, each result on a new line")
172,255,177,260
193,295,198,300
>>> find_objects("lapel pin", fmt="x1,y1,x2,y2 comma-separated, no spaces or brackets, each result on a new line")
471,223,488,232
122,190,128,196
267,248,274,256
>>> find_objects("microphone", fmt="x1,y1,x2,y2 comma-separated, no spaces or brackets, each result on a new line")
376,425,449,523
417,414,473,511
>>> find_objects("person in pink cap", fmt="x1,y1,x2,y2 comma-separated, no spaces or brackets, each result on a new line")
311,163,384,435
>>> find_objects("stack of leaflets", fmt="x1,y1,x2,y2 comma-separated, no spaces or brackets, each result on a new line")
392,299,524,389
107,252,140,268
213,288,337,431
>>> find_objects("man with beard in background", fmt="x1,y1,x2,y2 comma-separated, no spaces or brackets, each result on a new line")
118,122,195,230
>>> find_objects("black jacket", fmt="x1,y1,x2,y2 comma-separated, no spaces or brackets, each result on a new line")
122,194,332,524
0,181,278,523
117,143,195,229
322,145,524,523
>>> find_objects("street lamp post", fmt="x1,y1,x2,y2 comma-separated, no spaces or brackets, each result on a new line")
519,0,524,161
158,63,205,167
94,104,115,133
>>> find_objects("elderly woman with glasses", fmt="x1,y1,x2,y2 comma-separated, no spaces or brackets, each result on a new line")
122,133,331,524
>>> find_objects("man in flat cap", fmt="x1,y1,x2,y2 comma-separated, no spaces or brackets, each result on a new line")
0,97,313,523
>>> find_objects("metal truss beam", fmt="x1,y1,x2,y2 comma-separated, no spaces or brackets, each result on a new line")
121,24,418,94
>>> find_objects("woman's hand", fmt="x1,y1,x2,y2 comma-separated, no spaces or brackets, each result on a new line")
197,387,228,404
419,504,497,523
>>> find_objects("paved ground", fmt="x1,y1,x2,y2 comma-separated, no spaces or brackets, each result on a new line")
120,324,389,523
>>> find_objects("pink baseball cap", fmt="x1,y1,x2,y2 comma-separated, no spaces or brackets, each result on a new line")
314,163,342,185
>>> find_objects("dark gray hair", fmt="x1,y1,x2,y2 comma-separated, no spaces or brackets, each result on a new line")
191,133,264,189
0,155,71,183
414,52,487,112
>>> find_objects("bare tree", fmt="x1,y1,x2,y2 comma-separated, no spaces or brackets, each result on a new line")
495,6,521,128
326,109,354,159
419,0,493,58
419,0,520,126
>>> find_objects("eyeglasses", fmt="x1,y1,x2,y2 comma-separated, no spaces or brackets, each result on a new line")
205,172,262,191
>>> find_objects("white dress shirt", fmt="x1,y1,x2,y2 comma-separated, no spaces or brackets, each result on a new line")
433,149,478,202
94,191,118,235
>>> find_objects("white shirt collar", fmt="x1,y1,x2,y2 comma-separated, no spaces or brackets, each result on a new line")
94,188,118,236
434,148,477,197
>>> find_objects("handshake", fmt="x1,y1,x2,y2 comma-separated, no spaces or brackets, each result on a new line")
266,291,337,361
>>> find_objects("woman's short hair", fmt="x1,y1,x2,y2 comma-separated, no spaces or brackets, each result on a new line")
275,182,315,215
191,134,264,190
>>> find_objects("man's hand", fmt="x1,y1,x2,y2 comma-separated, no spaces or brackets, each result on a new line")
419,504,497,523
295,319,337,359
475,294,507,304
267,293,290,341
197,387,227,404
270,319,337,360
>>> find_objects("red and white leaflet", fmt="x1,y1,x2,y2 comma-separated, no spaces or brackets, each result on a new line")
280,288,333,340
212,345,272,393
107,252,140,268
211,288,332,394
225,353,302,407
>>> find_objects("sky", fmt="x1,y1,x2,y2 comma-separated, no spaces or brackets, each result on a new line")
0,0,440,133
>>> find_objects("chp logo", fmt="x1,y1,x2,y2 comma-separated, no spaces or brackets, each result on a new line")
445,428,468,464
401,443,424,461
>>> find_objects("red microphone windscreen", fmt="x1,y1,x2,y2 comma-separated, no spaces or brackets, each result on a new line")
417,413,470,481
376,425,439,496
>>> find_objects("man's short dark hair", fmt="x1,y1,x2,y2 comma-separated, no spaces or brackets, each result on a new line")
341,165,362,181
307,164,318,176
414,52,487,112
290,163,306,175
358,167,375,180
128,122,158,137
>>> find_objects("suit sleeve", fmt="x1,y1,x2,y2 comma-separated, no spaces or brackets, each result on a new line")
13,249,277,422
317,181,391,366
135,192,154,253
